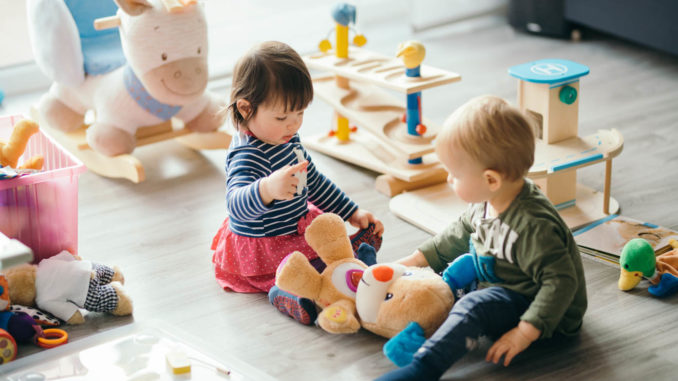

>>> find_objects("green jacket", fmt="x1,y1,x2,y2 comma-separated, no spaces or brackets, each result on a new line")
419,179,587,338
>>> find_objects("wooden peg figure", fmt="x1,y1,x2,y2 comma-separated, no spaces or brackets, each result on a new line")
318,3,367,142
397,41,427,164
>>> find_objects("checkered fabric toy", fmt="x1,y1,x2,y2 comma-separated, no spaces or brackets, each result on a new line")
3,251,133,325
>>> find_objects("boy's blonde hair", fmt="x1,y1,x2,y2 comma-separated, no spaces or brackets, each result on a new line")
436,95,535,181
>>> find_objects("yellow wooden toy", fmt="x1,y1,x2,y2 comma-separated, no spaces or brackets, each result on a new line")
304,4,461,196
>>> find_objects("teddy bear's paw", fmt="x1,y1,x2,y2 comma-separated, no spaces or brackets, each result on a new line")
111,282,133,316
38,94,85,133
112,266,125,285
318,306,360,334
383,322,426,367
66,310,85,325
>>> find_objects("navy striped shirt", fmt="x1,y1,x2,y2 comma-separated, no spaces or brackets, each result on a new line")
226,133,358,237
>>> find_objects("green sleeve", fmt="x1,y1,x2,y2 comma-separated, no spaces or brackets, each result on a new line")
517,220,579,338
418,210,474,273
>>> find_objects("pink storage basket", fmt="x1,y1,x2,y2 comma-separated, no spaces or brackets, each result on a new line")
0,114,86,263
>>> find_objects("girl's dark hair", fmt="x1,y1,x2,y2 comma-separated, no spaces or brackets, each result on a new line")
227,41,313,129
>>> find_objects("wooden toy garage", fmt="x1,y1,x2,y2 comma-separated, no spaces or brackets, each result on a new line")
302,3,461,197
390,59,624,233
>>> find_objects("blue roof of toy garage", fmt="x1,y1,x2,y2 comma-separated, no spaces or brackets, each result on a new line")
508,59,589,84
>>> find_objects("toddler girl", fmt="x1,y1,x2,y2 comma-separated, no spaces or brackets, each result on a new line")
211,41,383,324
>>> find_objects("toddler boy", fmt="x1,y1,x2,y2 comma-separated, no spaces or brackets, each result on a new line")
378,95,587,381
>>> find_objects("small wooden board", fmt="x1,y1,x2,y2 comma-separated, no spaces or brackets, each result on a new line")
304,48,461,95
529,129,624,178
390,182,620,234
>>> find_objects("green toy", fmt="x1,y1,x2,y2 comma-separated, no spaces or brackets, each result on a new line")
619,238,678,297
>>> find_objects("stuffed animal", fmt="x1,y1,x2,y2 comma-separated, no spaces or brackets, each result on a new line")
378,252,477,366
2,251,133,324
0,119,44,171
619,238,678,297
275,213,369,334
0,274,43,345
276,213,458,341
28,0,224,156
356,262,454,340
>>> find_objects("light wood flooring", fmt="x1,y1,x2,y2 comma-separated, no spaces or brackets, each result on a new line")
2,9,678,381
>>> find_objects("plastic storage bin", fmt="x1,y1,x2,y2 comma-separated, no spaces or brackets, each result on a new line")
0,115,86,263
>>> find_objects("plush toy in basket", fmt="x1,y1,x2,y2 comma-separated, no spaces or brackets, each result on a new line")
3,251,133,324
0,119,44,173
28,0,224,156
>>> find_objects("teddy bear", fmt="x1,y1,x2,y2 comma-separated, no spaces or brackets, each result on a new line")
275,213,370,334
0,274,43,345
2,251,133,324
275,212,458,341
0,119,44,171
355,262,454,339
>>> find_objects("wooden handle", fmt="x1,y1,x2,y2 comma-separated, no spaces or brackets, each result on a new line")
94,15,121,30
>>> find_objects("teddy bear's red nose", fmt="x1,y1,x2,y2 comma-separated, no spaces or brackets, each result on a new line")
372,265,394,282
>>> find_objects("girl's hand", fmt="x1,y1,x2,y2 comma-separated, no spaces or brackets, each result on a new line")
348,209,384,236
260,160,308,205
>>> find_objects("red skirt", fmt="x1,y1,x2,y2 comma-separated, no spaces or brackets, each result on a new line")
211,205,323,293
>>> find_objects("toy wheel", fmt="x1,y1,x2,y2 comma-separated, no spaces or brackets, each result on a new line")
559,85,577,105
0,329,17,363
416,124,427,135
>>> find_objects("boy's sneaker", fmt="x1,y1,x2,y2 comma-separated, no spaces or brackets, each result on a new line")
268,286,317,325
350,223,382,253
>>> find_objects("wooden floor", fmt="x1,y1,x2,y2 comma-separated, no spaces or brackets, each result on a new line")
3,10,678,381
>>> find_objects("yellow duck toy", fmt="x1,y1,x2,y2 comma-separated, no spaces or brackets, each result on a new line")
619,238,678,297
0,119,44,171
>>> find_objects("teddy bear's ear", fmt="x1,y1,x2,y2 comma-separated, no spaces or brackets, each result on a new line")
305,214,353,263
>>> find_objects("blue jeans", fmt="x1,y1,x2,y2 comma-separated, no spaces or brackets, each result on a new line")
414,286,531,376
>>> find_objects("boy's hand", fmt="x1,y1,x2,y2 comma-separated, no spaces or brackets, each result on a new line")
348,209,384,236
396,250,430,267
260,161,308,204
486,321,540,366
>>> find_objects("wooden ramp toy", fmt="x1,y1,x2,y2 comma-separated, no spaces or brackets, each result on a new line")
390,59,624,232
303,48,460,195
303,5,461,196
32,108,231,183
